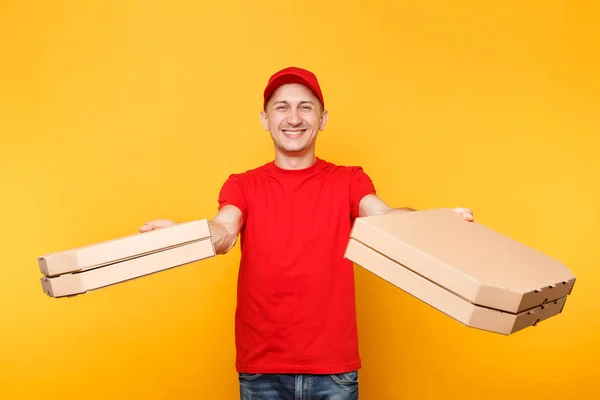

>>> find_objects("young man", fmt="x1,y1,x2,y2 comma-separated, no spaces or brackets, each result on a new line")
140,67,474,399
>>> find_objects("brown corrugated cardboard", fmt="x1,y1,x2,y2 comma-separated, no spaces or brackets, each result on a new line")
346,239,566,335
41,238,215,298
345,208,576,334
38,220,211,277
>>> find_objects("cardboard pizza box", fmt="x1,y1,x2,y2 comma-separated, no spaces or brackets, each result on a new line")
345,209,576,335
38,220,215,298
38,220,211,277
41,238,215,298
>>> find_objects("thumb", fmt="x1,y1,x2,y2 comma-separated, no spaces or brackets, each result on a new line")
139,222,154,232
452,207,474,221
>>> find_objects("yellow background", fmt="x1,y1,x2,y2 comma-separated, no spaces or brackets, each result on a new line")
1,1,598,399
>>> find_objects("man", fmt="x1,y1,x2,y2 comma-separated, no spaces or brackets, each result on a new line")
140,67,474,399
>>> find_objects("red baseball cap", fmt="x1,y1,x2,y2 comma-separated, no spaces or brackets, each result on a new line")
263,66,325,109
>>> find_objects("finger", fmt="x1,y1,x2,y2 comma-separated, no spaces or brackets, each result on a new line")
452,207,472,214
462,212,474,221
154,220,168,229
139,222,154,232
452,207,474,222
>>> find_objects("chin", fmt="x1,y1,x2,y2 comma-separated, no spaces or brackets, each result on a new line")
278,139,308,152
281,146,307,153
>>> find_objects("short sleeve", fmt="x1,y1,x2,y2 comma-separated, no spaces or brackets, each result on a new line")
350,167,376,219
217,174,248,223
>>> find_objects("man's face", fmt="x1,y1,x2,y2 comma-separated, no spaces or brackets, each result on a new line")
260,83,328,156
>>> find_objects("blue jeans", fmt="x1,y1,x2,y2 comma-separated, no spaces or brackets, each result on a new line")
238,370,359,399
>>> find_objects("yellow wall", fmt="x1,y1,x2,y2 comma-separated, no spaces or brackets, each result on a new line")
1,1,598,399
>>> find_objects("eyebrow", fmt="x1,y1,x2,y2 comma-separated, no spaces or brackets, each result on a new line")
272,100,315,107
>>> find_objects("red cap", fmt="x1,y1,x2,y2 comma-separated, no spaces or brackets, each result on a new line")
263,66,324,109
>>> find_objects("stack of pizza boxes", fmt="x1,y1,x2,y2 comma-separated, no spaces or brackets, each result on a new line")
37,209,576,336
38,220,215,297
345,208,576,335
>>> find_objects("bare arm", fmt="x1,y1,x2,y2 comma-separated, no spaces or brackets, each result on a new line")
358,194,474,221
139,204,244,255
208,205,243,255
358,194,415,217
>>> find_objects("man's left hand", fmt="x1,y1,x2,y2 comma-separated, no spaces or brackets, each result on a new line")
452,207,474,222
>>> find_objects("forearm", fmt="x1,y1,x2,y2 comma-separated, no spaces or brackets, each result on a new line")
359,194,416,217
205,205,243,255
208,219,239,255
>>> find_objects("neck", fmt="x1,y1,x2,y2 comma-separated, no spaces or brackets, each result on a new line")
273,149,317,170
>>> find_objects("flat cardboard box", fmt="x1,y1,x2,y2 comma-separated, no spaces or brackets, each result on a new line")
38,219,215,298
38,220,211,277
345,209,576,335
346,239,566,335
41,238,215,298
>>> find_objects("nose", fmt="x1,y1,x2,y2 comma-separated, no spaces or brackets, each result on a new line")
286,109,302,126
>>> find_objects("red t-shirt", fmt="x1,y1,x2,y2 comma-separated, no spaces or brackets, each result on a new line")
217,157,376,374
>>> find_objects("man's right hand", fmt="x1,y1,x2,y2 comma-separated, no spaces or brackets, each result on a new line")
139,219,176,233
137,206,242,255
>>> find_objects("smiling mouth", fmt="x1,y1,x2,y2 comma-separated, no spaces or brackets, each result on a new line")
282,129,307,138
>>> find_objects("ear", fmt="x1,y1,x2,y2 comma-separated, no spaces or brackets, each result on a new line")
260,110,269,130
319,110,328,131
